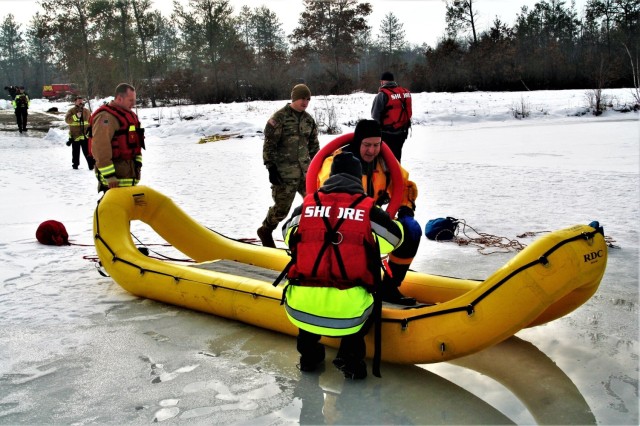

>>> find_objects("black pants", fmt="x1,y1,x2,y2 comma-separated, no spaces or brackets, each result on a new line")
15,108,28,131
381,130,408,162
297,319,372,364
72,139,95,169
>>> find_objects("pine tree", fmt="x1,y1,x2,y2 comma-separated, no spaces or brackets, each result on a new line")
290,0,372,93
173,0,241,102
377,12,407,56
39,0,97,97
25,13,55,95
0,14,25,85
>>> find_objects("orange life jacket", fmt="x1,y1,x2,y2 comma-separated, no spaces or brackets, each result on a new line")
287,192,377,289
379,86,412,130
318,154,417,211
89,104,144,160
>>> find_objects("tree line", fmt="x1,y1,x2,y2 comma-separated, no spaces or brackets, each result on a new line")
0,0,637,106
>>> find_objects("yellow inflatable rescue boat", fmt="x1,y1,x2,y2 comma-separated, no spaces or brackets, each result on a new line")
93,185,607,364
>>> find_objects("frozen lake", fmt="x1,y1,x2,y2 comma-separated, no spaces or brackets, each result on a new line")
0,97,638,424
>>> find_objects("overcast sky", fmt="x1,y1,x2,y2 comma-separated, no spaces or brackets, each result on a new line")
3,0,589,47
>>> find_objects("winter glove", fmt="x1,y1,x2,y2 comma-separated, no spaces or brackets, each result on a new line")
66,139,72,146
268,165,284,186
106,176,119,189
397,206,421,241
397,206,414,218
375,191,391,206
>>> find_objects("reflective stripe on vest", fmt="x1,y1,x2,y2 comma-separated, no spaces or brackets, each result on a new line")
96,164,140,187
98,163,116,178
285,285,373,337
97,175,139,188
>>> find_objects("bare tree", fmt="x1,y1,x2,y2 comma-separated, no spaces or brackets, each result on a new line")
623,42,640,107
131,0,162,106
444,0,479,44
173,0,239,101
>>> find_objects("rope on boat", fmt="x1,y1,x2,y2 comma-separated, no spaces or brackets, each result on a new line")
450,219,531,255
438,220,620,254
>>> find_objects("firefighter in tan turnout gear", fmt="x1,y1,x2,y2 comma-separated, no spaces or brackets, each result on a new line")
65,96,95,170
89,83,144,192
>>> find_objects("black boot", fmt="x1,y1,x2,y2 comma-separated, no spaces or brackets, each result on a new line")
297,330,325,372
381,262,416,305
257,224,276,248
333,353,367,379
381,284,416,306
340,359,367,380
299,345,325,372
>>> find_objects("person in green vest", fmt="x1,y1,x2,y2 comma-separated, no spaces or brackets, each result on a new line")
12,87,30,133
281,152,404,379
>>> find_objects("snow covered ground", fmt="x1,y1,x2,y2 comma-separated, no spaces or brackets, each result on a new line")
0,88,638,424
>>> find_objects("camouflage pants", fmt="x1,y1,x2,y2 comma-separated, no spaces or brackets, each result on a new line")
262,178,306,230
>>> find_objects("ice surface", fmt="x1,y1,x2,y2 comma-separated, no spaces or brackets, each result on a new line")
0,89,637,424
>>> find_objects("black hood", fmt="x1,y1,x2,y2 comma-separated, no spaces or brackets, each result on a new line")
319,173,365,195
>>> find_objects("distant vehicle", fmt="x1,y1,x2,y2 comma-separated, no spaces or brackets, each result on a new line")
42,83,80,100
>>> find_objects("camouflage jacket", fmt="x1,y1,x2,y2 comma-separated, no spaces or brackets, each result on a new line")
263,103,320,180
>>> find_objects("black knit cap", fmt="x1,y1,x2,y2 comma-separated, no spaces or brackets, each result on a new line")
331,152,362,178
352,119,381,147
380,71,394,81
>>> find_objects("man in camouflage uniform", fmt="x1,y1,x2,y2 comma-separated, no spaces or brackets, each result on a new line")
257,84,320,247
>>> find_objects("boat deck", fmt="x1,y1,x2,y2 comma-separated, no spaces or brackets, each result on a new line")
192,259,281,282
191,260,428,310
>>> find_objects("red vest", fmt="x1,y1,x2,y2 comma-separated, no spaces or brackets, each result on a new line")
379,86,412,130
287,192,376,289
89,104,144,160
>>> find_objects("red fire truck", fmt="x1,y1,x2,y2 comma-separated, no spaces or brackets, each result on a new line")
42,84,80,100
